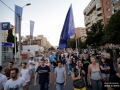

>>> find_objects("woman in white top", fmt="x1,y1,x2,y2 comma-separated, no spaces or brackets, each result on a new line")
88,56,104,90
35,58,40,71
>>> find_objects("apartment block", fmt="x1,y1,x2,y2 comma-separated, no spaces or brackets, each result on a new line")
112,0,120,13
84,0,113,31
22,35,51,49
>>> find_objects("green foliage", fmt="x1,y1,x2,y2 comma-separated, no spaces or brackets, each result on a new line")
67,38,76,49
103,10,120,44
86,21,104,45
7,29,14,43
49,46,55,50
7,29,18,55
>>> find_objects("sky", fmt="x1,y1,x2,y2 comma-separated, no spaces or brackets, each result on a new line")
0,0,90,46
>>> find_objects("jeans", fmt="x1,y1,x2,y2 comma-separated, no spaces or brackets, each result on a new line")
39,83,48,90
84,72,88,87
67,63,70,72
56,82,64,90
91,79,102,90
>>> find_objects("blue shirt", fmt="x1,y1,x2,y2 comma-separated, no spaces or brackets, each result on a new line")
50,55,54,62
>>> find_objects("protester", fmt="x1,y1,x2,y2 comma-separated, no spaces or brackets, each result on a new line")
4,68,26,90
34,59,51,90
100,57,110,82
52,58,58,72
105,53,116,77
66,54,71,74
35,58,40,71
71,60,86,90
82,53,90,88
4,61,14,80
108,64,120,90
49,53,55,64
117,57,120,66
62,55,66,67
88,56,104,90
0,66,7,90
20,62,32,90
28,57,35,78
54,61,66,90
71,58,77,68
45,59,50,67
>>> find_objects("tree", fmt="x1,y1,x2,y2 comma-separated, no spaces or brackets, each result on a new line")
67,38,76,49
7,29,18,55
85,21,104,46
49,46,55,50
103,10,120,44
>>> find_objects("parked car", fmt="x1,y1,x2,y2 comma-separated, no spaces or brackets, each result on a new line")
34,54,44,61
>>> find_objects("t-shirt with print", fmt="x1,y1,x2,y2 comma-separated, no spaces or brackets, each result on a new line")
4,77,26,90
29,60,35,69
82,58,90,72
20,68,32,83
55,67,66,83
0,73,7,90
36,65,50,84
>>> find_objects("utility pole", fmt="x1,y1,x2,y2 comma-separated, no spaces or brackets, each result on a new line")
18,14,22,65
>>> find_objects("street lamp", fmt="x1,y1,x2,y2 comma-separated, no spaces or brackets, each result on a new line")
18,3,31,65
23,3,31,8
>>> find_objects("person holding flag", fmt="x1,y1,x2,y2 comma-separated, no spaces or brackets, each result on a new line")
71,60,86,90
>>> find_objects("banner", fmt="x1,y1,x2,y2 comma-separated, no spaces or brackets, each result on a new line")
15,5,23,34
30,20,35,39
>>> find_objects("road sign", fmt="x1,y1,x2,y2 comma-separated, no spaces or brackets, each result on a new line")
1,22,10,30
2,42,14,47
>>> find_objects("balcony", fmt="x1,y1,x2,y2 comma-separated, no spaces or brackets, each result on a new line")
98,16,103,20
86,2,96,15
97,10,102,15
96,2,101,10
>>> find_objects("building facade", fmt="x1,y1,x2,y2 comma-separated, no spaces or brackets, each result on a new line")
84,0,113,31
112,0,120,13
22,35,51,49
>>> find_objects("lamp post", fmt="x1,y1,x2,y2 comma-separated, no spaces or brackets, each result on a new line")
18,3,31,65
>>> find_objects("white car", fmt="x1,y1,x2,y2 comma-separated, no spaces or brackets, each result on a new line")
34,54,44,61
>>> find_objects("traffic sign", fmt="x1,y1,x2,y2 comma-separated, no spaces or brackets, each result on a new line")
1,22,10,30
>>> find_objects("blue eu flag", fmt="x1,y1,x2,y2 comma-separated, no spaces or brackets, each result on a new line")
59,4,75,49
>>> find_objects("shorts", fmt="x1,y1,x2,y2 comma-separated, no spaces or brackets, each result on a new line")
74,87,86,90
102,73,110,78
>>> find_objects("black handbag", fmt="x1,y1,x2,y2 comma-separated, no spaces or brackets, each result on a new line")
73,68,85,89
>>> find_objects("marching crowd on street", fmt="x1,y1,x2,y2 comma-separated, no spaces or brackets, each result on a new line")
0,48,120,90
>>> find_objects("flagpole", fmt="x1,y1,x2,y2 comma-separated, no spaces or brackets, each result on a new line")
14,33,17,62
75,34,78,57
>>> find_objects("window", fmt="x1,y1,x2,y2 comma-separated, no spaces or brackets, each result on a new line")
107,15,111,18
107,8,110,11
106,1,109,5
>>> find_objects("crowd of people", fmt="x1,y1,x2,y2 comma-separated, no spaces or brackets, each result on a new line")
0,48,120,90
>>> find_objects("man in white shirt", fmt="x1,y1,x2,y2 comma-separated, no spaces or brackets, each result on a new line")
20,62,32,90
4,68,26,90
0,66,7,90
28,57,35,77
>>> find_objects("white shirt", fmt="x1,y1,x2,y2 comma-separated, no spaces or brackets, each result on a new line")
20,68,31,83
29,60,35,69
4,77,26,90
0,73,7,90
